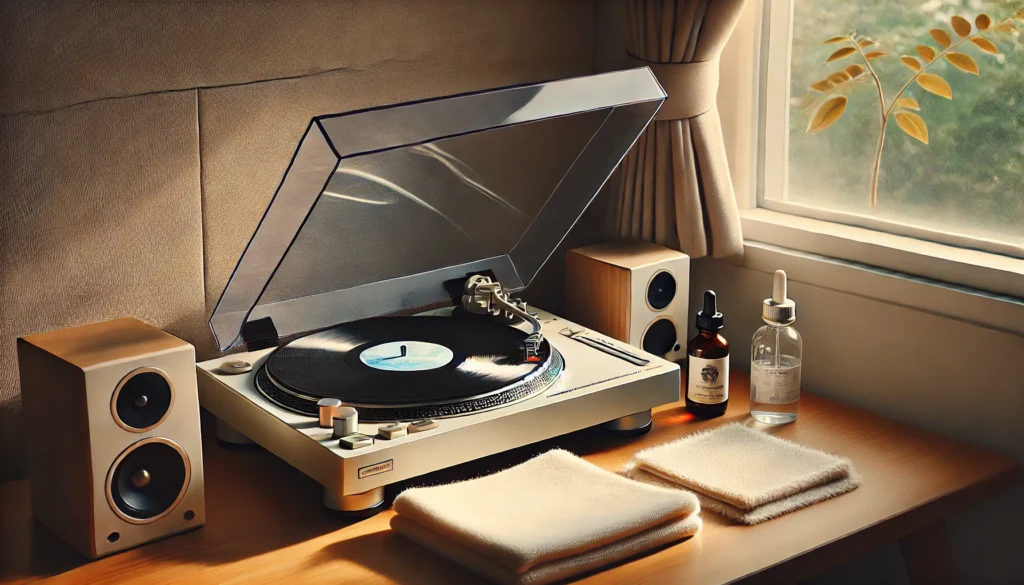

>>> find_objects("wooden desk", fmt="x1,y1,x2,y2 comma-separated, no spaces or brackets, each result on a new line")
2,372,1020,584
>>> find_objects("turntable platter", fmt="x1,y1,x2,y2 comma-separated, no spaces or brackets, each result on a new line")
255,316,563,421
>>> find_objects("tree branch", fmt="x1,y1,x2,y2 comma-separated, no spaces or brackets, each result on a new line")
883,18,1012,119
850,36,887,123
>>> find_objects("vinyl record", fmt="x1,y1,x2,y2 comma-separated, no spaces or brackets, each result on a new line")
264,316,554,410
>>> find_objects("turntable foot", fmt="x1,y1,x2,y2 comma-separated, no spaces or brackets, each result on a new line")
323,486,387,518
215,418,257,447
603,410,653,436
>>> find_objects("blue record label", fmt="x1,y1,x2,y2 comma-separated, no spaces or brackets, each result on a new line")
359,341,454,372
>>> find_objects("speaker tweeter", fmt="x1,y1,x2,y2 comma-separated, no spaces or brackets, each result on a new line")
112,368,174,431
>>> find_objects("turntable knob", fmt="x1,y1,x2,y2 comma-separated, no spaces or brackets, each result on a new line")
338,433,373,450
317,398,343,428
408,419,439,433
377,423,407,440
332,407,358,438
220,360,252,375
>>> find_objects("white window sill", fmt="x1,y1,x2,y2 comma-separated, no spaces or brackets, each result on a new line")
737,209,1024,336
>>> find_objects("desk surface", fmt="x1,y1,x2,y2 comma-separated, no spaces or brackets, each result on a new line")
2,371,1020,585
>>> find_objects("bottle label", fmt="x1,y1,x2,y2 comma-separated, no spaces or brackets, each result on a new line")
687,355,729,404
751,363,801,404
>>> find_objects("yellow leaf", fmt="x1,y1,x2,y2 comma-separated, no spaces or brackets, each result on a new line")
807,96,848,134
823,35,848,44
845,64,866,78
915,45,936,62
992,22,1016,33
810,79,834,92
976,14,991,30
859,39,877,48
917,73,953,99
945,52,979,74
901,55,922,71
1016,8,1024,20
951,15,972,37
971,37,999,54
896,112,929,144
827,71,852,84
827,47,857,62
929,29,951,48
897,97,921,111
865,51,886,60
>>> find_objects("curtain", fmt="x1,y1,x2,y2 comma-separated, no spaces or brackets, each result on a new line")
611,0,747,258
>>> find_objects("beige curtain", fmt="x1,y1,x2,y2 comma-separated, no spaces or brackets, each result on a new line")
612,0,746,258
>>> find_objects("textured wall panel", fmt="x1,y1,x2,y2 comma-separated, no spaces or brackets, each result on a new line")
0,92,205,479
1,0,593,115
0,0,594,479
199,17,593,341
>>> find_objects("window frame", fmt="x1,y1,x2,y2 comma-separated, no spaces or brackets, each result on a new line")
755,0,1024,261
728,0,1024,308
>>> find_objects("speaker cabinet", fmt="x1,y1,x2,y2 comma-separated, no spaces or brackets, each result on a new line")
566,239,690,362
17,318,205,558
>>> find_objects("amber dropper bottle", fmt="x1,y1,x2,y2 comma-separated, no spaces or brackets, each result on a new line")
684,290,730,418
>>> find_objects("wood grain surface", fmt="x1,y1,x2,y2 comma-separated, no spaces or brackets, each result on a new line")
2,371,1020,585
565,248,632,342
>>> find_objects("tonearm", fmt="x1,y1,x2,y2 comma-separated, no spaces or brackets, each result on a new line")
461,275,543,363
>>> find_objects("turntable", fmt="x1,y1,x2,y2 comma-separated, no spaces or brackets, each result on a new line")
196,69,678,515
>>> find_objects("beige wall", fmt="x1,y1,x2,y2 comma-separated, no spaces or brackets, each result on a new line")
0,0,596,479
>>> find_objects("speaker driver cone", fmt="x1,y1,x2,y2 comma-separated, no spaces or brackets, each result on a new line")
106,437,190,524
646,270,676,311
111,367,174,432
642,318,677,356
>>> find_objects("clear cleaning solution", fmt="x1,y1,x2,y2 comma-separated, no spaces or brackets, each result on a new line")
750,270,802,424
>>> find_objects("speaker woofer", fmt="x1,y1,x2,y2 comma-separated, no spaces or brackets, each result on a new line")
646,270,676,311
111,367,174,432
642,317,677,356
106,438,190,524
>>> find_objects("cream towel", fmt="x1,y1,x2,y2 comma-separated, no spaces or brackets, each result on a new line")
392,513,702,585
627,423,859,524
625,464,860,525
390,449,700,584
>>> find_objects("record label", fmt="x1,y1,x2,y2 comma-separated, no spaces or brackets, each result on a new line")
359,341,454,372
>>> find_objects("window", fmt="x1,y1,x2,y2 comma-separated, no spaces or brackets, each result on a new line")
760,0,1024,259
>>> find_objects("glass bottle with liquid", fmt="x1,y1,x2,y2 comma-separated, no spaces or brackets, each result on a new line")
750,270,802,424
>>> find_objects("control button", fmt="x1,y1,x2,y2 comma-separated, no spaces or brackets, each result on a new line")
338,433,373,450
408,419,439,433
317,398,343,429
332,407,359,439
377,423,407,440
220,360,252,375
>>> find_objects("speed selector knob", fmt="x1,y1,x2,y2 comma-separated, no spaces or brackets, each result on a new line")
317,398,343,428
332,407,358,439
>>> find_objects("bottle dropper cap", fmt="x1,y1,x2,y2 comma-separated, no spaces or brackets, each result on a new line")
762,270,796,325
695,290,724,331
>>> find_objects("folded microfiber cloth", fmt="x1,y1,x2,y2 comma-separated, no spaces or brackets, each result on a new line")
625,423,860,525
390,449,701,585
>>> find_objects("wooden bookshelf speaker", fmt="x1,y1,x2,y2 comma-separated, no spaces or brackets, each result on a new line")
17,318,205,558
566,239,690,362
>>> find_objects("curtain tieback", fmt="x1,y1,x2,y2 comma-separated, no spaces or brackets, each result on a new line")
626,54,720,120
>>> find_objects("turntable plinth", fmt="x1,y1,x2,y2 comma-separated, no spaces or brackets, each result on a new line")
195,308,679,514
